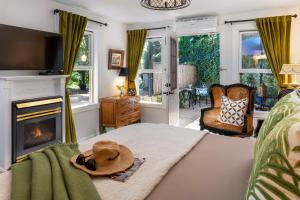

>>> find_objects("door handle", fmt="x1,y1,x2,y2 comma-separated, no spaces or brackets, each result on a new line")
163,91,174,95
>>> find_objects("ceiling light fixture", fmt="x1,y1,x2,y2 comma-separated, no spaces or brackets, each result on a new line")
141,0,191,10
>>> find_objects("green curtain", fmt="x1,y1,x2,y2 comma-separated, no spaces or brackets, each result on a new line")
59,11,87,143
127,29,147,89
256,16,292,88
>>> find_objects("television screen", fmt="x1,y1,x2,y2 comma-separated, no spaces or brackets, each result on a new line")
0,24,63,71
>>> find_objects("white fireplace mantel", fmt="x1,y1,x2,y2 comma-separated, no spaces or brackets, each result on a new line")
0,75,68,170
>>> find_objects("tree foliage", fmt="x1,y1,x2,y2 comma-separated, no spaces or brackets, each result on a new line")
67,34,91,93
179,34,220,86
68,71,89,91
75,34,91,66
140,40,161,70
240,73,278,108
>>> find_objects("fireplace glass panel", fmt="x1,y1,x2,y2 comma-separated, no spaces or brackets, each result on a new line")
23,118,56,150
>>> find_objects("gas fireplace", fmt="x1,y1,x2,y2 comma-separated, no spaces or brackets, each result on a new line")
12,96,63,163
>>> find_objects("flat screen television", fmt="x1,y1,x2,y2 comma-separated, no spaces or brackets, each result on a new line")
0,24,63,71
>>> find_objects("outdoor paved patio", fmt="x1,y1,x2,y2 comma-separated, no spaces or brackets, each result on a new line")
179,102,210,130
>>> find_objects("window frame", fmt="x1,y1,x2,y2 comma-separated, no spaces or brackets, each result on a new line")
136,37,165,105
238,30,278,111
69,30,95,108
238,30,272,75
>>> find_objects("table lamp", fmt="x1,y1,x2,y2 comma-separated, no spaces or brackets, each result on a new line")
280,64,300,88
117,68,128,96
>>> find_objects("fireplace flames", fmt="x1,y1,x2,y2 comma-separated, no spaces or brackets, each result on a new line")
33,126,43,138
31,125,53,140
24,124,54,148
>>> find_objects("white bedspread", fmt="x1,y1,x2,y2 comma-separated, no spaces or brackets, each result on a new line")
0,123,206,200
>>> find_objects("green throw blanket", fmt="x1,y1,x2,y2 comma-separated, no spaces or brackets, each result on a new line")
11,144,101,200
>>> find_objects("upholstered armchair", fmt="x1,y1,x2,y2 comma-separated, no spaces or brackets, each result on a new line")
200,84,256,137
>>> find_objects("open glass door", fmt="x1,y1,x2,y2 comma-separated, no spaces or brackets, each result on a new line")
177,33,220,129
136,28,179,126
167,37,179,126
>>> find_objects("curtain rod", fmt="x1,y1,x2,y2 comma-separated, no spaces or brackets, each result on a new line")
224,14,298,25
53,9,108,27
146,26,169,31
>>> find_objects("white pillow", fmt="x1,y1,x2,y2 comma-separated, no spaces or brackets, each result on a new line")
219,96,248,127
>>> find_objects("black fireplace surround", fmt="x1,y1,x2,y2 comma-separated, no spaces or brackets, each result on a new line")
12,96,63,163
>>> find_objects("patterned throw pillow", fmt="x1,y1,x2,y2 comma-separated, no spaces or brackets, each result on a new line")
219,96,248,127
255,91,300,157
246,113,300,200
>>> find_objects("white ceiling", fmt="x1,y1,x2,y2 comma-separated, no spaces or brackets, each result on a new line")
54,0,300,23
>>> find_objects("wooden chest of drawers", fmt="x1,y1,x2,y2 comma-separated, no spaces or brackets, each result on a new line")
100,96,141,128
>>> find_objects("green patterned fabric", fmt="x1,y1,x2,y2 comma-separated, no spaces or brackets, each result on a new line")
255,91,300,156
246,113,300,200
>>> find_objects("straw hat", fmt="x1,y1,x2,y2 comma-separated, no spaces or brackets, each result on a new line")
70,141,134,176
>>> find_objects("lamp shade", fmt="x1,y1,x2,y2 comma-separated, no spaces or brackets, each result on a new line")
119,68,129,77
280,64,300,75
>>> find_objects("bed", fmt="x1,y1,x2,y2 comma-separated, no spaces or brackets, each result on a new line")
147,133,254,200
0,123,255,200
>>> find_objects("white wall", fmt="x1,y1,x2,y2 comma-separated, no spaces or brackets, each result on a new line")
0,0,127,140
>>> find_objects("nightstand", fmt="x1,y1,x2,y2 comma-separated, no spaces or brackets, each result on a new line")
99,96,141,129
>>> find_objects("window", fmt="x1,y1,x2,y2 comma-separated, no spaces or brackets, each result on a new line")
67,31,94,108
239,31,279,111
136,38,163,104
